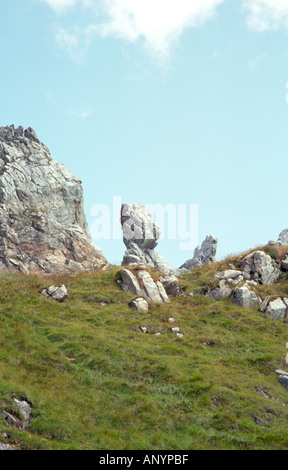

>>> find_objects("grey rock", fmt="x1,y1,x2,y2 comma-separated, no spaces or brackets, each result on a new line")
254,416,265,427
232,285,261,309
121,203,160,251
207,280,232,299
268,228,288,246
266,297,288,320
281,257,288,271
120,269,143,296
0,125,107,274
180,235,218,270
119,268,169,304
0,443,14,450
14,399,31,430
42,285,68,302
259,296,270,313
278,375,288,390
214,270,243,280
159,274,180,296
121,203,174,275
137,270,167,303
129,297,149,313
241,251,280,285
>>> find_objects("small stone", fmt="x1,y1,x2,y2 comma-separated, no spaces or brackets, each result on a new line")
254,416,265,427
171,327,180,333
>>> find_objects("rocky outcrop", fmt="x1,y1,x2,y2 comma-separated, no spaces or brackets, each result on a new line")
120,268,170,304
0,125,106,274
268,229,288,246
241,251,280,285
207,250,282,309
232,285,261,309
180,235,218,270
121,203,174,275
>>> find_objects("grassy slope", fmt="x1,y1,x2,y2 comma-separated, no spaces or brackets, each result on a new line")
0,249,288,450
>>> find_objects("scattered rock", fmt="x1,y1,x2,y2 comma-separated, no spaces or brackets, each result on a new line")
241,251,280,285
206,280,232,299
41,285,68,302
13,399,31,430
120,269,142,296
281,257,288,271
268,229,288,246
129,297,149,313
180,235,218,270
232,285,261,309
119,269,169,303
171,327,180,333
278,375,288,390
168,317,175,323
266,298,288,320
159,274,180,296
254,416,265,426
259,296,270,313
0,443,14,450
214,270,243,280
0,125,107,274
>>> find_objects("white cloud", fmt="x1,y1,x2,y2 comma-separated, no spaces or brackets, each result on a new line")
55,24,96,61
40,0,225,57
243,0,288,31
98,0,226,57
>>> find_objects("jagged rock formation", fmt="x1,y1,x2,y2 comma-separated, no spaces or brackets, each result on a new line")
0,125,107,274
207,249,288,318
241,250,280,285
121,203,218,279
121,203,174,275
268,229,288,246
120,268,170,304
180,235,218,270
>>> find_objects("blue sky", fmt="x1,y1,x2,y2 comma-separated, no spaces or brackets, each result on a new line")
1,0,288,266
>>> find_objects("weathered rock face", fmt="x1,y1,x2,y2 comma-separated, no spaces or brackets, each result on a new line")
180,235,218,270
241,251,280,285
120,268,170,304
0,125,107,274
121,203,174,275
232,285,261,309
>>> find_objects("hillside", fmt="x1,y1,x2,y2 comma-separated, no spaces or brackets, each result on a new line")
1,247,288,450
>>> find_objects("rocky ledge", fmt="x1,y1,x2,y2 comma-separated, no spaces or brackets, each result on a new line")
0,125,107,274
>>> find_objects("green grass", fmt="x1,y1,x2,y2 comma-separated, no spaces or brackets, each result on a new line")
0,263,287,450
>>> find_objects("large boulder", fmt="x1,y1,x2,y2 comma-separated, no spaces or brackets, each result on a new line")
120,268,169,304
241,251,280,285
0,125,107,274
121,203,174,275
266,298,288,320
232,285,261,309
180,235,218,270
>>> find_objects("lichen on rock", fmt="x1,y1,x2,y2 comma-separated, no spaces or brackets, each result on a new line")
0,124,107,274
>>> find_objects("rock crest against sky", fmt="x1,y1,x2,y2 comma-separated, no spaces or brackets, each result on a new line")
0,125,107,274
